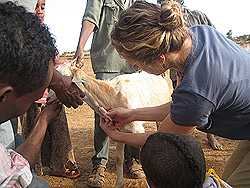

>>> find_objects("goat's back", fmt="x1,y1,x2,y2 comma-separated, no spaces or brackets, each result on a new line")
109,71,173,109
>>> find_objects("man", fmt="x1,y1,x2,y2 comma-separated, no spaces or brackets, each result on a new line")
0,1,83,187
74,0,144,187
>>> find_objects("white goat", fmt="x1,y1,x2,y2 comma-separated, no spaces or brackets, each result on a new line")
57,62,173,187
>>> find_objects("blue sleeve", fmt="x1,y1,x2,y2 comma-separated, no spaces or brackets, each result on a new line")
170,90,215,127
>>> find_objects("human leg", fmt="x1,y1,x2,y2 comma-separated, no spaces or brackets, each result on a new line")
124,145,144,179
41,91,80,179
222,140,250,188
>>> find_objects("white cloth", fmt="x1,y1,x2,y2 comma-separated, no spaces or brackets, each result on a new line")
0,121,15,149
203,176,233,188
0,144,33,188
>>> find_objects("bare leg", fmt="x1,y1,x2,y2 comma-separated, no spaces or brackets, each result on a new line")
42,105,80,179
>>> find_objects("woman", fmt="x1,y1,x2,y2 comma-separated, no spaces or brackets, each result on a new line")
22,0,80,179
100,0,250,187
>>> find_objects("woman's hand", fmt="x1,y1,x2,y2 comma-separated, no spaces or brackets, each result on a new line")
107,107,134,128
100,118,121,141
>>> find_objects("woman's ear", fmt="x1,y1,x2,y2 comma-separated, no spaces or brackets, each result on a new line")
0,86,14,103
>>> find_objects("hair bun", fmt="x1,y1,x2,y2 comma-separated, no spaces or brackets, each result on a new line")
159,0,184,31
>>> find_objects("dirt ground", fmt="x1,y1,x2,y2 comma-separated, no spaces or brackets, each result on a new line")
43,56,238,188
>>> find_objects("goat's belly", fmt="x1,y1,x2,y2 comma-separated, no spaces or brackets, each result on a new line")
123,122,145,134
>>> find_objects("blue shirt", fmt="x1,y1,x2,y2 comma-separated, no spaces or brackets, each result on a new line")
171,25,250,140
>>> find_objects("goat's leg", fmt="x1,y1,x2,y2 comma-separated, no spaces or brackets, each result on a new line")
207,133,223,150
115,143,125,188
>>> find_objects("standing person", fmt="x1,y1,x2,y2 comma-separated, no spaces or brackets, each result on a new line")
100,1,250,187
21,0,81,179
0,2,62,187
74,0,145,187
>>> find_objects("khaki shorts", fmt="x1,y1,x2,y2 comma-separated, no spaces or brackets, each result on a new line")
223,140,250,188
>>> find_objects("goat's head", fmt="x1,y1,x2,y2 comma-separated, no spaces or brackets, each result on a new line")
56,58,90,83
55,58,113,119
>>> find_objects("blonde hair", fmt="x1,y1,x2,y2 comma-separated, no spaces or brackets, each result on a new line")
112,0,189,63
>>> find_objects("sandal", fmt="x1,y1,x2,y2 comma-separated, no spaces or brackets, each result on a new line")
87,165,106,188
48,160,81,179
124,159,145,179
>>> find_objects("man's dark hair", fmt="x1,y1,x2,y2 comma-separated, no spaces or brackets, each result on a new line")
0,2,58,95
140,132,206,188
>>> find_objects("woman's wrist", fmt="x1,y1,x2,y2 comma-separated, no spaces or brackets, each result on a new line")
130,108,140,122
112,131,127,143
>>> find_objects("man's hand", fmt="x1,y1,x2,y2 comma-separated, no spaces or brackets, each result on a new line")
107,107,134,128
49,69,85,108
74,50,85,69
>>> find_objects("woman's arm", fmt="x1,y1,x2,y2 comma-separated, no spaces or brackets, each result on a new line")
100,114,194,147
108,102,171,128
132,102,171,122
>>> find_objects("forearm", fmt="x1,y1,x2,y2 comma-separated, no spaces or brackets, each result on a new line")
49,68,62,90
158,114,195,135
75,20,95,55
16,117,48,167
111,114,194,146
132,102,171,122
113,132,155,147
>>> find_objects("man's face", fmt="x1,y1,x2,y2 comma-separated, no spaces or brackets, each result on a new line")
35,0,45,23
0,63,53,123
